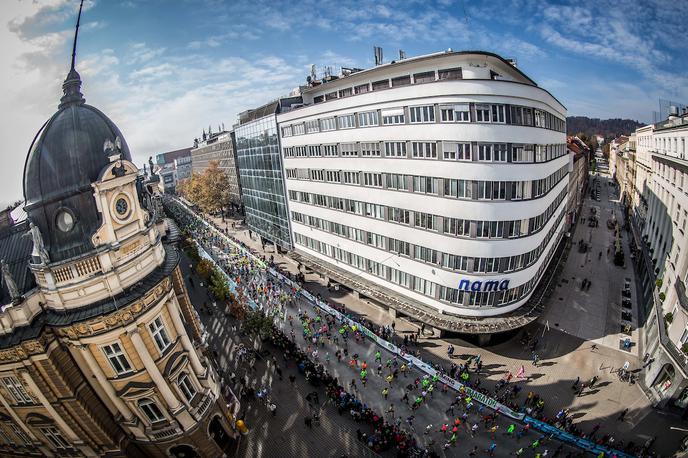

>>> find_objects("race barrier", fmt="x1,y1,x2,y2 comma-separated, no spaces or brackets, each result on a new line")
170,198,631,457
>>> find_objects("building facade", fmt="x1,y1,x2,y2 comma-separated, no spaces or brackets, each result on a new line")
628,109,688,413
154,148,192,195
190,131,242,210
0,38,239,457
234,98,302,250
277,51,568,331
566,137,589,225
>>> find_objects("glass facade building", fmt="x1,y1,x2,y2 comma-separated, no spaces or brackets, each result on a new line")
234,112,292,249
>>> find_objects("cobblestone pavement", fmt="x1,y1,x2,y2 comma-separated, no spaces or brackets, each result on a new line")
198,206,685,456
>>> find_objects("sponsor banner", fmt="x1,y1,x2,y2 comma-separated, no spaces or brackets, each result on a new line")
524,417,631,458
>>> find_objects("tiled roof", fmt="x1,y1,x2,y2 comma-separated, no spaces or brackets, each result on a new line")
0,220,36,304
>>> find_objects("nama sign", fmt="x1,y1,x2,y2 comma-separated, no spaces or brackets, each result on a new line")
458,279,510,292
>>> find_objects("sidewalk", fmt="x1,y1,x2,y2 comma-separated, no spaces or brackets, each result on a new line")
205,208,685,456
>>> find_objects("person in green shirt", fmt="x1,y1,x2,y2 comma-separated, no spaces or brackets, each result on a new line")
506,424,515,436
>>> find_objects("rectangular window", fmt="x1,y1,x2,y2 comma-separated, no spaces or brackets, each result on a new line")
440,104,470,123
139,399,165,423
389,208,410,225
391,75,411,87
363,172,382,187
491,104,506,123
438,67,462,80
371,79,390,91
321,144,338,157
444,179,470,199
339,87,352,98
389,238,411,256
281,125,292,137
337,114,355,129
102,342,133,375
411,142,437,159
308,145,320,157
381,108,405,125
1,377,32,405
414,212,438,231
343,171,360,185
354,83,370,94
325,91,338,101
413,71,435,83
305,120,319,133
40,426,69,450
292,123,305,135
478,144,492,161
360,142,381,157
385,142,406,157
178,374,197,402
444,218,470,236
320,117,336,131
409,105,435,123
412,176,439,194
367,232,386,249
9,424,30,445
475,104,491,122
358,111,379,127
386,173,408,191
326,170,340,183
365,203,384,219
149,316,171,353
494,143,508,162
340,143,358,157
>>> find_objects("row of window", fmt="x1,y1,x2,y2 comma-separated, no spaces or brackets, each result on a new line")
291,206,565,275
283,141,568,164
312,67,463,104
293,230,559,308
286,164,568,202
281,102,566,137
288,187,567,240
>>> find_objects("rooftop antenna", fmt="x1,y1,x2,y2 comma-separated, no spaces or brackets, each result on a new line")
374,46,383,66
399,49,406,60
71,0,84,72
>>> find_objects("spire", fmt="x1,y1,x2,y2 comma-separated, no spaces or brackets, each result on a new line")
59,0,85,109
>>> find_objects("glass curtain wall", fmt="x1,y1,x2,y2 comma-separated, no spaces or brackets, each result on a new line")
235,115,292,249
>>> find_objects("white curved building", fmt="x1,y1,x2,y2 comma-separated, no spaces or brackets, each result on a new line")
277,50,568,334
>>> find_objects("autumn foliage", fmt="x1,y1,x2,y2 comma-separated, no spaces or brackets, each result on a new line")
177,160,230,214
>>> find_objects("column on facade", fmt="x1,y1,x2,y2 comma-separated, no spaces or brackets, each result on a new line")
127,328,182,412
79,345,136,423
19,371,83,444
165,299,205,378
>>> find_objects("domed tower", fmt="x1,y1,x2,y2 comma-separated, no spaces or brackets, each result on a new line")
0,3,239,457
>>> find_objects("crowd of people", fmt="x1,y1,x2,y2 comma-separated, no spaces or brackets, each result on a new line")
164,197,655,458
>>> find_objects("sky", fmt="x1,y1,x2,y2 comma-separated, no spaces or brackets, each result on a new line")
0,0,686,204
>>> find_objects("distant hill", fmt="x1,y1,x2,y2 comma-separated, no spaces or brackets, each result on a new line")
567,116,644,140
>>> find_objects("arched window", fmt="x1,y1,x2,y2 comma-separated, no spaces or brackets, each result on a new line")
178,373,196,402
138,398,164,423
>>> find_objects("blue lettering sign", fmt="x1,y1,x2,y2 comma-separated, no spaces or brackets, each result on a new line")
457,278,510,292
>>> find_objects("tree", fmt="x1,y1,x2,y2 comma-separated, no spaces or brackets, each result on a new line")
244,310,274,341
177,161,230,215
208,268,231,302
195,258,214,280
228,293,247,321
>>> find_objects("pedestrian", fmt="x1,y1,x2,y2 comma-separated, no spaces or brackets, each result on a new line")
617,408,628,421
382,387,389,399
571,376,579,389
516,365,526,379
505,424,515,436
268,402,277,416
486,443,497,456
469,445,478,456
289,375,296,385
304,416,312,429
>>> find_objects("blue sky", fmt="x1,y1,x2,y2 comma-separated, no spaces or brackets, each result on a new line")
0,0,686,203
